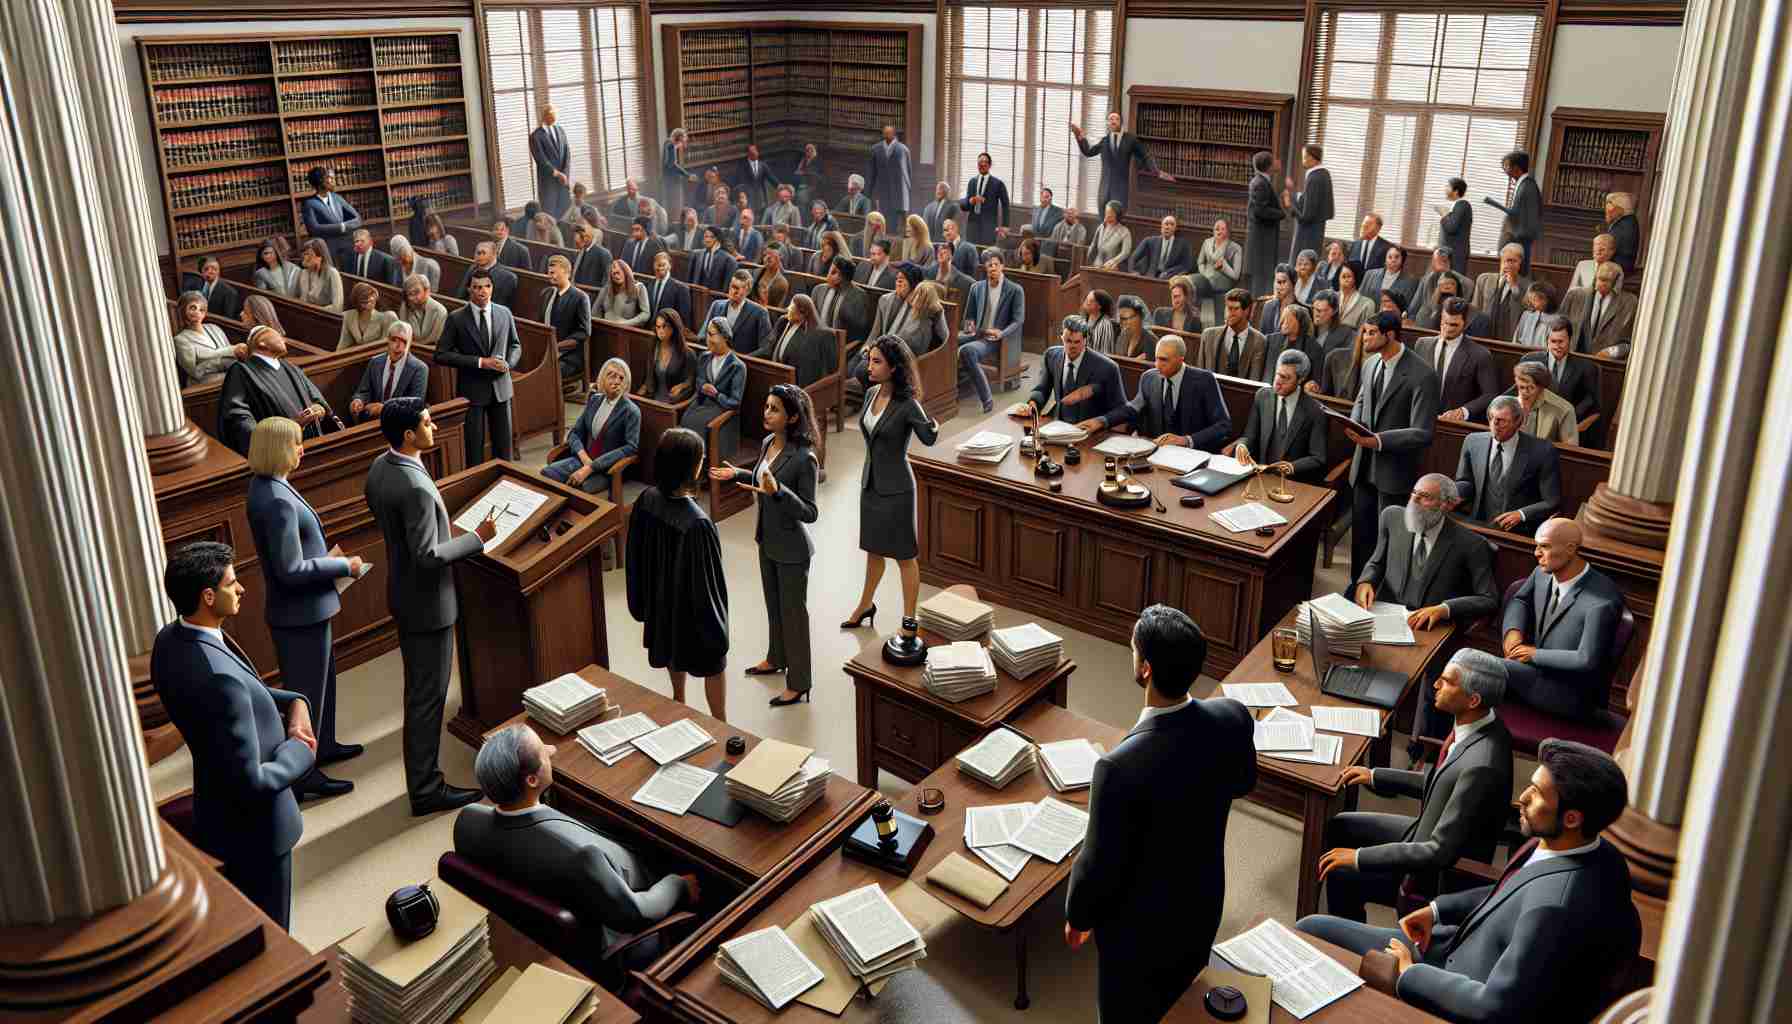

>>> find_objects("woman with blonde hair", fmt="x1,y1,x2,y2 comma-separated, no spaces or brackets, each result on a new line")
296,238,343,311
173,290,245,384
900,213,932,264
597,258,651,326
854,211,887,259
338,281,395,350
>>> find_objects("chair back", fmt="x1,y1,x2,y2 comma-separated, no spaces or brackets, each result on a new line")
438,851,580,935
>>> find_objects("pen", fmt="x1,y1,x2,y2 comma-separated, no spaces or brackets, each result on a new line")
1002,724,1040,747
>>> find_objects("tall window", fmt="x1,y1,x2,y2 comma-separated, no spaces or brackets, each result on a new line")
1301,8,1547,255
945,3,1115,213
483,4,648,212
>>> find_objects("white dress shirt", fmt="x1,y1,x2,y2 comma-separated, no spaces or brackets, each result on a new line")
1136,696,1192,727
1440,709,1498,769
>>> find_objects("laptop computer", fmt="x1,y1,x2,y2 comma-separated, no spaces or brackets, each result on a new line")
1310,606,1407,710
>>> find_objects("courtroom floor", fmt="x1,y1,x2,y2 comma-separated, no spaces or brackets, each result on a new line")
156,365,1438,1022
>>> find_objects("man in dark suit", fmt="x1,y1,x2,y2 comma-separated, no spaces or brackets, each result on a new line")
854,239,898,290
537,255,593,380
1284,143,1333,264
1129,214,1196,279
184,256,243,320
457,725,699,962
300,167,360,267
1226,349,1329,481
1346,312,1442,579
1065,605,1255,1024
734,143,781,209
687,227,739,294
569,223,612,290
457,242,519,309
1086,333,1229,450
1349,213,1392,274
1356,473,1499,629
1486,149,1542,274
1246,150,1285,294
1300,740,1639,1024
619,217,666,279
1602,193,1640,275
957,251,1025,413
731,208,765,263
939,218,981,279
961,151,1010,245
1456,394,1562,535
645,250,694,329
439,269,523,463
705,271,774,357
665,206,704,253
152,542,317,929
930,242,975,299
529,105,572,217
921,182,961,245
1071,110,1172,212
490,219,533,271
349,322,429,424
1015,315,1124,426
365,400,495,815
1025,185,1064,241
1499,517,1625,720
1318,648,1514,922
1196,288,1269,380
1435,177,1473,275
341,229,393,283
1513,320,1599,419
866,124,913,221
1415,298,1502,422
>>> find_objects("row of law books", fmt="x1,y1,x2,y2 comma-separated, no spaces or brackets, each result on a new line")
163,124,284,168
155,83,277,124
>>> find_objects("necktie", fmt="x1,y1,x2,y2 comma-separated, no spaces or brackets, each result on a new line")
383,360,399,402
1551,356,1561,381
1161,375,1174,419
1064,358,1078,401
1491,840,1540,898
1273,397,1289,455
978,175,986,197
1368,360,1384,415
1230,333,1242,374
1415,535,1429,570
479,306,491,353
1543,580,1561,632
1438,340,1454,386
1488,443,1505,516
575,248,586,279
1110,132,1119,152
1433,727,1458,773
1591,297,1605,335
359,253,367,278
654,279,664,308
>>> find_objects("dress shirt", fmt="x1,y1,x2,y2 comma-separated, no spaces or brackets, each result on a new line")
1543,561,1592,613
494,804,539,817
180,618,224,644
725,300,744,328
1526,835,1602,867
1161,364,1185,413
773,324,797,363
709,354,727,381
1411,515,1443,569
1063,353,1082,393
1294,276,1316,303
975,174,988,196
1440,710,1498,770
1135,696,1192,727
255,353,280,370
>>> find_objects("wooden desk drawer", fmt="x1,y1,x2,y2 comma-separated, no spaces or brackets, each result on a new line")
872,697,940,772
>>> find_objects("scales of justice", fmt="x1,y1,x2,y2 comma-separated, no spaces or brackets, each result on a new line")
1231,443,1297,503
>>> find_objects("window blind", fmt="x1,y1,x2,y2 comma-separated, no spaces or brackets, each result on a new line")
945,3,1116,214
1301,6,1547,255
482,4,648,213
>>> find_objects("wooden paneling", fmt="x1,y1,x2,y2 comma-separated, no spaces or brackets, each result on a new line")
1180,561,1246,657
926,486,989,579
1002,511,1075,601
1087,533,1155,620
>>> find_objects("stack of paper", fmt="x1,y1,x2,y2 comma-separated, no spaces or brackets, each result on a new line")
1037,739,1099,792
716,926,826,1011
1210,501,1291,533
1035,419,1087,444
955,728,1035,788
521,673,613,733
1368,601,1417,645
988,623,1063,678
1092,434,1155,458
922,641,997,702
1256,708,1344,766
1298,593,1377,658
633,718,716,765
1215,917,1365,1018
463,963,594,1024
1008,798,1089,863
916,590,995,641
963,802,1037,882
811,884,927,985
727,754,832,823
575,711,658,766
337,882,495,1024
954,431,1015,463
1148,445,1207,474
1312,705,1382,737
631,761,717,816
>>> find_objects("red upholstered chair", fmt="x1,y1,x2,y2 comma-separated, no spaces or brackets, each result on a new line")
1496,578,1632,757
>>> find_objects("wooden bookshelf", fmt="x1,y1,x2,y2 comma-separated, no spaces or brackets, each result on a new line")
138,30,477,263
1540,107,1666,266
1123,87,1295,249
660,22,922,174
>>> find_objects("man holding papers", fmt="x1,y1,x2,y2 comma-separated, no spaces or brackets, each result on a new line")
455,726,700,964
1344,311,1441,579
1315,650,1514,922
1065,605,1256,1023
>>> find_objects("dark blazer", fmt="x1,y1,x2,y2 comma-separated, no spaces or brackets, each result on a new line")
1319,345,1364,399
1605,213,1640,274
644,273,694,329
300,192,360,266
566,393,640,474
931,266,975,300
1348,349,1441,495
1065,698,1256,1018
942,238,980,279
1500,564,1626,710
530,123,572,215
960,173,1010,244
1128,235,1195,278
570,244,613,289
705,298,773,357
185,277,243,320
537,285,592,353
853,260,898,290
1360,715,1514,886
809,283,874,346
1245,172,1284,293
1076,130,1157,210
1255,296,1294,338
1235,387,1328,480
247,475,351,629
456,263,519,309
1455,430,1561,533
860,390,939,496
439,302,524,405
1101,365,1230,451
732,436,819,563
1359,507,1498,621
1413,335,1502,420
734,158,781,208
1440,199,1473,275
1288,167,1334,261
1488,176,1543,263
496,237,533,271
1259,331,1327,387
343,247,394,284
729,226,764,263
351,352,429,415
691,348,747,413
921,198,961,244
1151,304,1204,337
1350,236,1392,272
1028,346,1124,426
1396,839,1639,1023
618,236,667,278
1029,203,1065,239
866,138,913,214
150,622,313,862
687,247,738,293
1361,267,1417,311
364,450,485,633
757,324,837,387
1513,351,1598,418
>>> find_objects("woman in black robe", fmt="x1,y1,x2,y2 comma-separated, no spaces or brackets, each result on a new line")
625,427,730,723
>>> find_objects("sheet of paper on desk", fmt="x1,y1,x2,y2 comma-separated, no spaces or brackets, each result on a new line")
1035,419,1087,442
970,840,1032,881
1093,434,1156,458
1368,602,1417,645
1215,917,1364,1019
1261,732,1343,766
451,479,551,549
785,911,859,1015
1211,502,1290,533
716,925,825,1011
1147,445,1208,474
1311,706,1382,737
1254,712,1316,752
1203,452,1250,475
631,761,717,815
965,802,1035,849
1009,797,1089,863
1222,682,1299,707
1037,738,1100,789
632,718,715,765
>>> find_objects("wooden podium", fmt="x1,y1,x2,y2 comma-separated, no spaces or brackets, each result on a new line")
440,461,621,747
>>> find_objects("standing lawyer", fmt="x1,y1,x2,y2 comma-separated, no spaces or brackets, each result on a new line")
844,337,939,646
531,105,573,219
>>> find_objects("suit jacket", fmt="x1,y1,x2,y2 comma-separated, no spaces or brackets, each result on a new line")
1028,346,1124,426
645,274,694,328
530,123,572,214
1439,199,1473,274
1349,349,1441,494
496,237,533,272
187,277,243,320
1288,167,1334,259
365,450,485,633
1455,430,1561,532
758,324,837,387
1029,203,1065,239
399,299,448,347
807,283,873,346
960,173,1010,243
387,254,442,292
343,248,394,284
732,436,819,563
456,263,519,309
959,278,1025,350
1065,698,1255,965
1605,214,1640,274
1361,267,1417,310
920,198,959,242
1245,172,1284,292
570,244,613,290
753,269,789,309
1129,235,1195,279
1413,335,1501,420
567,393,640,474
1522,389,1581,446
1489,176,1544,254
1319,346,1364,399
836,192,871,216
734,158,781,208
865,139,913,213
1197,325,1268,380
439,302,523,404
1501,564,1626,715
300,192,360,265
352,352,429,415
1077,130,1157,210
1511,308,1554,349
854,260,898,291
1361,714,1514,885
1569,259,1625,294
687,247,738,294
1235,387,1328,480
538,285,592,353
1101,365,1229,450
454,804,684,951
619,236,667,278
1397,839,1639,1023
247,475,350,629
859,388,939,496
1359,507,1498,621
704,298,773,357
931,267,975,301
151,622,314,862
1514,350,1598,418
1046,219,1087,261
1470,272,1531,341
1559,287,1638,354
665,226,704,253
1151,304,1205,337
1350,236,1392,272
729,226,764,263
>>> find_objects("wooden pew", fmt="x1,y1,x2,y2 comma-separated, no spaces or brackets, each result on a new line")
999,265,1059,354
1397,325,1626,448
1078,265,1175,317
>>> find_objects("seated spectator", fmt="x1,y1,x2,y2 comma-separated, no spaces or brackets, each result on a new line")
342,228,393,283
1499,518,1624,719
1380,287,1411,318
754,247,791,309
386,234,442,292
349,321,428,424
1227,348,1328,480
218,325,332,455
1417,297,1501,423
399,274,448,347
252,237,302,298
1511,317,1599,420
1309,289,1354,357
1512,361,1581,445
1291,248,1321,305
1113,293,1158,359
853,211,888,260
1360,244,1416,311
528,211,565,248
241,293,285,336
1570,232,1625,292
1558,263,1637,358
546,357,640,494
854,238,897,290
1082,288,1118,354
805,200,839,248
338,281,396,350
755,294,837,388
173,289,245,385
421,211,459,257
296,238,343,312
1512,280,1560,348
181,255,243,320
1257,264,1298,336
1128,214,1194,279
1470,243,1531,339
1015,235,1054,277
1261,303,1323,387
1454,394,1562,537
837,174,871,215
1334,260,1376,328
1153,273,1204,336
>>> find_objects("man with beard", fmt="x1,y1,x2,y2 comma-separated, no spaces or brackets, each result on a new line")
1298,740,1639,1024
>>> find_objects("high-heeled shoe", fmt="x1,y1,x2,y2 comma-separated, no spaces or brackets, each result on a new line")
769,691,811,707
744,662,785,675
840,604,877,629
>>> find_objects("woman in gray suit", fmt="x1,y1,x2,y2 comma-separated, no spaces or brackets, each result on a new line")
679,317,747,460
245,417,364,800
296,238,344,312
1511,281,1559,348
843,337,939,644
1089,201,1134,269
709,385,820,706
596,259,651,327
253,236,302,297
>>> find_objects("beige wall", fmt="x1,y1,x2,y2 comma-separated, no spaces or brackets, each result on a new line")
1538,24,1681,171
1122,19,1305,100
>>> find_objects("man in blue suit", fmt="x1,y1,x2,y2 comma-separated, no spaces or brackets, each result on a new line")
958,251,1025,413
1085,333,1230,450
705,271,773,357
301,166,361,268
732,208,765,263
1499,517,1625,720
151,542,317,930
349,322,429,424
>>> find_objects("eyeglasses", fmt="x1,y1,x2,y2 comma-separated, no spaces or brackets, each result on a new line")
1409,490,1443,504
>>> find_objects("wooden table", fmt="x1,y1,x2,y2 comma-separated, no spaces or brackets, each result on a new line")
1196,608,1454,918
495,666,879,889
912,410,1337,675
1163,914,1445,1023
890,700,1126,1010
844,585,1075,787
303,913,640,1024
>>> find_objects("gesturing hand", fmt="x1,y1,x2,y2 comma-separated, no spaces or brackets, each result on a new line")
1398,904,1435,954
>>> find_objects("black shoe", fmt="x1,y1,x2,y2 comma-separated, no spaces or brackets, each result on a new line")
981,399,995,414
296,775,354,802
317,742,365,766
769,691,811,707
744,662,786,676
411,785,481,817
840,604,876,629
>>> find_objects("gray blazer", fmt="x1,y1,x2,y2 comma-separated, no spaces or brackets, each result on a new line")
389,254,442,292
1234,387,1328,481
733,436,819,563
253,261,302,298
1500,564,1626,709
860,387,939,496
438,302,524,404
1348,350,1441,494
1455,430,1561,532
364,451,485,633
1362,714,1513,877
400,298,449,346
1358,507,1498,622
453,804,684,951
247,475,351,629
1088,222,1133,267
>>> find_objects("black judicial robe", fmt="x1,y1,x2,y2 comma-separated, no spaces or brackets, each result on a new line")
217,357,330,456
625,488,729,677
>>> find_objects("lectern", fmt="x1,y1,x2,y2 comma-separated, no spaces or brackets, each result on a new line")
440,461,621,746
